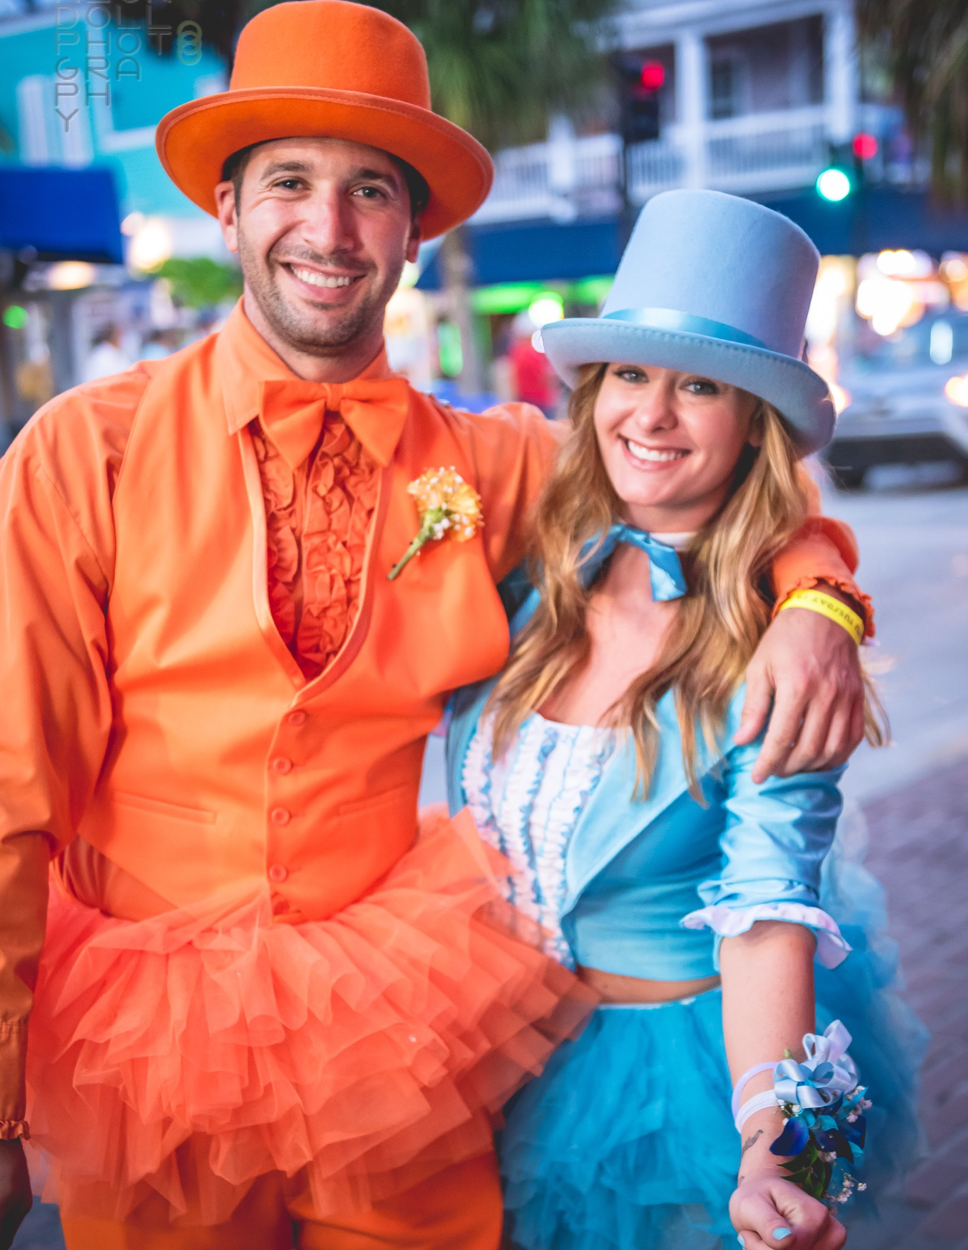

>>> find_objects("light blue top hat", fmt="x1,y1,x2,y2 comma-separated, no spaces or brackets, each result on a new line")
541,189,835,453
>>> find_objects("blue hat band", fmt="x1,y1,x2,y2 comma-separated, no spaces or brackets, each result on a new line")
602,307,769,352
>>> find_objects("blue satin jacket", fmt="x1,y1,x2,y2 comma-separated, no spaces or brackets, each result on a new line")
445,581,848,982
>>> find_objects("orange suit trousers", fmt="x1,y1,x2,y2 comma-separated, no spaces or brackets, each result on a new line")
59,1154,502,1250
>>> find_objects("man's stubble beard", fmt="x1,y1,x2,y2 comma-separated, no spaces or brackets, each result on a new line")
237,227,404,359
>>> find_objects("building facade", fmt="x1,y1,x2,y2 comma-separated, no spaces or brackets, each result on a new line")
475,0,903,227
0,2,228,256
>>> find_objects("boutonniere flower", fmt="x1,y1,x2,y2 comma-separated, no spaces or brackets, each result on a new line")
388,467,484,580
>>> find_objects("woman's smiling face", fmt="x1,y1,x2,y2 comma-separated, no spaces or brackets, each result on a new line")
592,362,761,533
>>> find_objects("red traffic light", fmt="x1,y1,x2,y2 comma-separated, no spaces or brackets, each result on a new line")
640,61,665,92
852,132,878,160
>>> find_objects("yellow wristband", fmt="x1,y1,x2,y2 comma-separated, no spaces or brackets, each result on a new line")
778,589,865,644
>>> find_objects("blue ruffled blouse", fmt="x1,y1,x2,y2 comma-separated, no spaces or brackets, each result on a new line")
445,565,851,982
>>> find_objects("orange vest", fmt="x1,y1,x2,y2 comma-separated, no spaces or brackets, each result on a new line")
73,319,553,924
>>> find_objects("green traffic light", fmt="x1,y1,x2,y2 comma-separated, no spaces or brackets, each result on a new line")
816,167,852,202
2,305,28,330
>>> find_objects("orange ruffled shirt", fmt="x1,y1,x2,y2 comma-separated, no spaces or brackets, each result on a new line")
255,403,379,680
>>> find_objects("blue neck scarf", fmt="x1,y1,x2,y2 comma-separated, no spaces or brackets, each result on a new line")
579,523,688,602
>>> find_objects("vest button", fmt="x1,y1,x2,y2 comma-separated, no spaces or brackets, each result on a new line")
272,756,293,774
270,807,291,826
287,710,307,726
268,863,289,884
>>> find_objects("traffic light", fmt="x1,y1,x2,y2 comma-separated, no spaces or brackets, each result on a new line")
852,132,878,161
611,54,663,145
816,135,879,202
816,165,852,202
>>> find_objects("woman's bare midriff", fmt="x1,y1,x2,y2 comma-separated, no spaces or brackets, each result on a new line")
578,965,721,1004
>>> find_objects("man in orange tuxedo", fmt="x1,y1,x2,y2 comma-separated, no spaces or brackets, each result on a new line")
0,3,872,1248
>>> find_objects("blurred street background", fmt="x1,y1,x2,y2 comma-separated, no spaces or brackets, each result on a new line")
2,0,968,1245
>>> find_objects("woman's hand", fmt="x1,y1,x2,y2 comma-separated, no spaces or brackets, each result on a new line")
730,1172,846,1250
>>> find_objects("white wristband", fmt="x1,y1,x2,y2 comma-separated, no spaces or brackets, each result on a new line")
735,1090,779,1133
731,1061,777,1120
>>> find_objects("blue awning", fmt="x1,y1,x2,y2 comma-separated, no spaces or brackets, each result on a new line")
0,166,123,264
417,189,968,292
417,216,624,290
753,188,968,256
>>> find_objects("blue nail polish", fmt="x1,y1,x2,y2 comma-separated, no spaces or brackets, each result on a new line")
774,1230,792,1242
737,1237,745,1248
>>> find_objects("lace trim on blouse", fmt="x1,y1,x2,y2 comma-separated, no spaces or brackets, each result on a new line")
463,712,615,967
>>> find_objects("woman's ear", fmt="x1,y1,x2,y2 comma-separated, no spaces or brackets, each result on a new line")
747,400,766,449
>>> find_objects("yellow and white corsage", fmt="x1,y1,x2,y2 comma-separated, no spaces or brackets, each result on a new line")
388,467,484,580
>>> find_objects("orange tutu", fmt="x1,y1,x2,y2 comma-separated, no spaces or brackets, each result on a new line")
25,808,593,1226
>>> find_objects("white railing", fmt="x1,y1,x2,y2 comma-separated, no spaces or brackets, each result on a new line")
476,142,556,221
626,135,688,197
574,133,622,191
700,107,830,193
474,104,848,223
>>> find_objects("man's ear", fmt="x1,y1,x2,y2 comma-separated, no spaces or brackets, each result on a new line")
405,219,421,264
214,180,240,254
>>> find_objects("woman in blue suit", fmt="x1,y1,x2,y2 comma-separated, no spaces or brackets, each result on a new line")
445,191,924,1250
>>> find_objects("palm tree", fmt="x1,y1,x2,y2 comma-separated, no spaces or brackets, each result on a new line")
372,0,624,393
857,0,968,202
376,0,620,151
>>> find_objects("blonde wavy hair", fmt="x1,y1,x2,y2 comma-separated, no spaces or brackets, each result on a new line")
488,363,885,796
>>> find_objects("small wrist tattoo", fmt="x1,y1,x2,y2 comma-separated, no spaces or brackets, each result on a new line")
741,1128,763,1156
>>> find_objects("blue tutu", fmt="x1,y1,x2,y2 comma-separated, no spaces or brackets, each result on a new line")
499,813,928,1250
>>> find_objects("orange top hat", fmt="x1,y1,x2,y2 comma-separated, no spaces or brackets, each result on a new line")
155,0,493,238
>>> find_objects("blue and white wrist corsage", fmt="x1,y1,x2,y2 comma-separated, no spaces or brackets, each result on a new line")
770,1021,870,1205
734,1021,871,1207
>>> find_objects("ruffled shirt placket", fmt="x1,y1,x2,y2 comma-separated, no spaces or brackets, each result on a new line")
253,412,380,682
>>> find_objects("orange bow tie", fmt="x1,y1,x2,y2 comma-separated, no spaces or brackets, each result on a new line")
258,376,411,470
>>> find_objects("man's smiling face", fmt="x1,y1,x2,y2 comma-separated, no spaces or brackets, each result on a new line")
215,137,421,365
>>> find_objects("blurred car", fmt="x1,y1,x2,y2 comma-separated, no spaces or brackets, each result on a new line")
824,312,968,488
